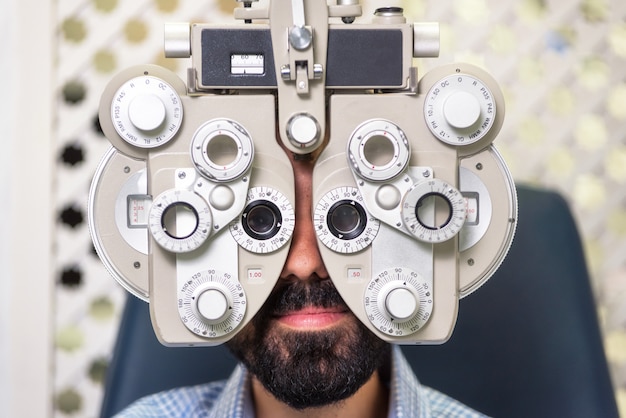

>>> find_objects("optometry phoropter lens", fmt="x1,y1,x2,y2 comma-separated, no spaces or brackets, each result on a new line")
161,202,198,240
315,186,380,253
328,201,366,240
149,189,212,253
230,186,295,253
243,201,281,239
401,179,466,243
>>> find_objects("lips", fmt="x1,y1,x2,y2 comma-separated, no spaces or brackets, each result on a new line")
260,279,351,330
274,306,350,329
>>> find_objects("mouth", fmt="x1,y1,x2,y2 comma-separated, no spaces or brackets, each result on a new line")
274,306,350,330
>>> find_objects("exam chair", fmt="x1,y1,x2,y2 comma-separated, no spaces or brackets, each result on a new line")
99,185,620,418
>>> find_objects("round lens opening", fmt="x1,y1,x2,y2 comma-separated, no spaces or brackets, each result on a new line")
363,134,395,168
330,203,361,235
161,202,199,239
327,200,367,240
242,200,283,240
247,205,276,235
206,134,239,166
415,193,453,230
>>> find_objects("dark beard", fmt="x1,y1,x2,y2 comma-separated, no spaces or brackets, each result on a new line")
226,279,390,410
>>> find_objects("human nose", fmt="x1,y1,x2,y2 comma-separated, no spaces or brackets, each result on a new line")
280,160,329,281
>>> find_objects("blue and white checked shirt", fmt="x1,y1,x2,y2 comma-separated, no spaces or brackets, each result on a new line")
114,346,487,417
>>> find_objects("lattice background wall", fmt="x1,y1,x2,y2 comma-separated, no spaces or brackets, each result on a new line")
53,0,626,416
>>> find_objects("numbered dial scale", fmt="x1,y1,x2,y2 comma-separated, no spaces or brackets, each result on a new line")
148,189,212,253
178,269,247,338
401,178,467,243
424,74,496,146
314,186,380,253
364,268,433,336
111,75,183,148
230,186,295,253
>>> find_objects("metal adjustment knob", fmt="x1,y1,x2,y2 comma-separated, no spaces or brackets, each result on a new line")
164,22,191,58
195,288,230,323
385,287,418,321
128,94,166,131
178,269,247,338
424,73,497,146
443,91,481,129
364,268,433,336
289,26,313,50
333,0,361,23
373,7,406,24
286,113,321,149
413,22,440,58
110,75,183,149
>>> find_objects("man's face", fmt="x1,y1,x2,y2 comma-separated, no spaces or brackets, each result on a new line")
227,149,389,410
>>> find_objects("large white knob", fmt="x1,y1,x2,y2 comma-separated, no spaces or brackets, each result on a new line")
128,94,167,132
443,91,481,129
110,75,183,148
364,268,433,337
178,270,247,339
424,73,497,146
385,287,418,321
196,288,229,323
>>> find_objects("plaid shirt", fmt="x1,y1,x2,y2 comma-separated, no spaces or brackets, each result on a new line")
114,346,488,417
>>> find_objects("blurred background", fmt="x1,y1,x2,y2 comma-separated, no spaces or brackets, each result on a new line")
2,0,625,416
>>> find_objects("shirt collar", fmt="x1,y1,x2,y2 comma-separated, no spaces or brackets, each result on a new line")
206,364,249,418
387,345,431,418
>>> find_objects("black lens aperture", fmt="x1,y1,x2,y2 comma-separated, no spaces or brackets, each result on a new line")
327,200,367,240
241,200,282,240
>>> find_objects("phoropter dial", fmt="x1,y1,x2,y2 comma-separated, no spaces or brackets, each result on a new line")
110,75,183,148
364,268,433,336
401,179,466,243
149,189,212,253
347,119,410,182
230,186,295,253
190,119,254,181
178,269,247,338
314,186,380,253
424,74,496,146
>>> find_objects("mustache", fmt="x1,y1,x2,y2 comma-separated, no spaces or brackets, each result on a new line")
263,278,348,316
